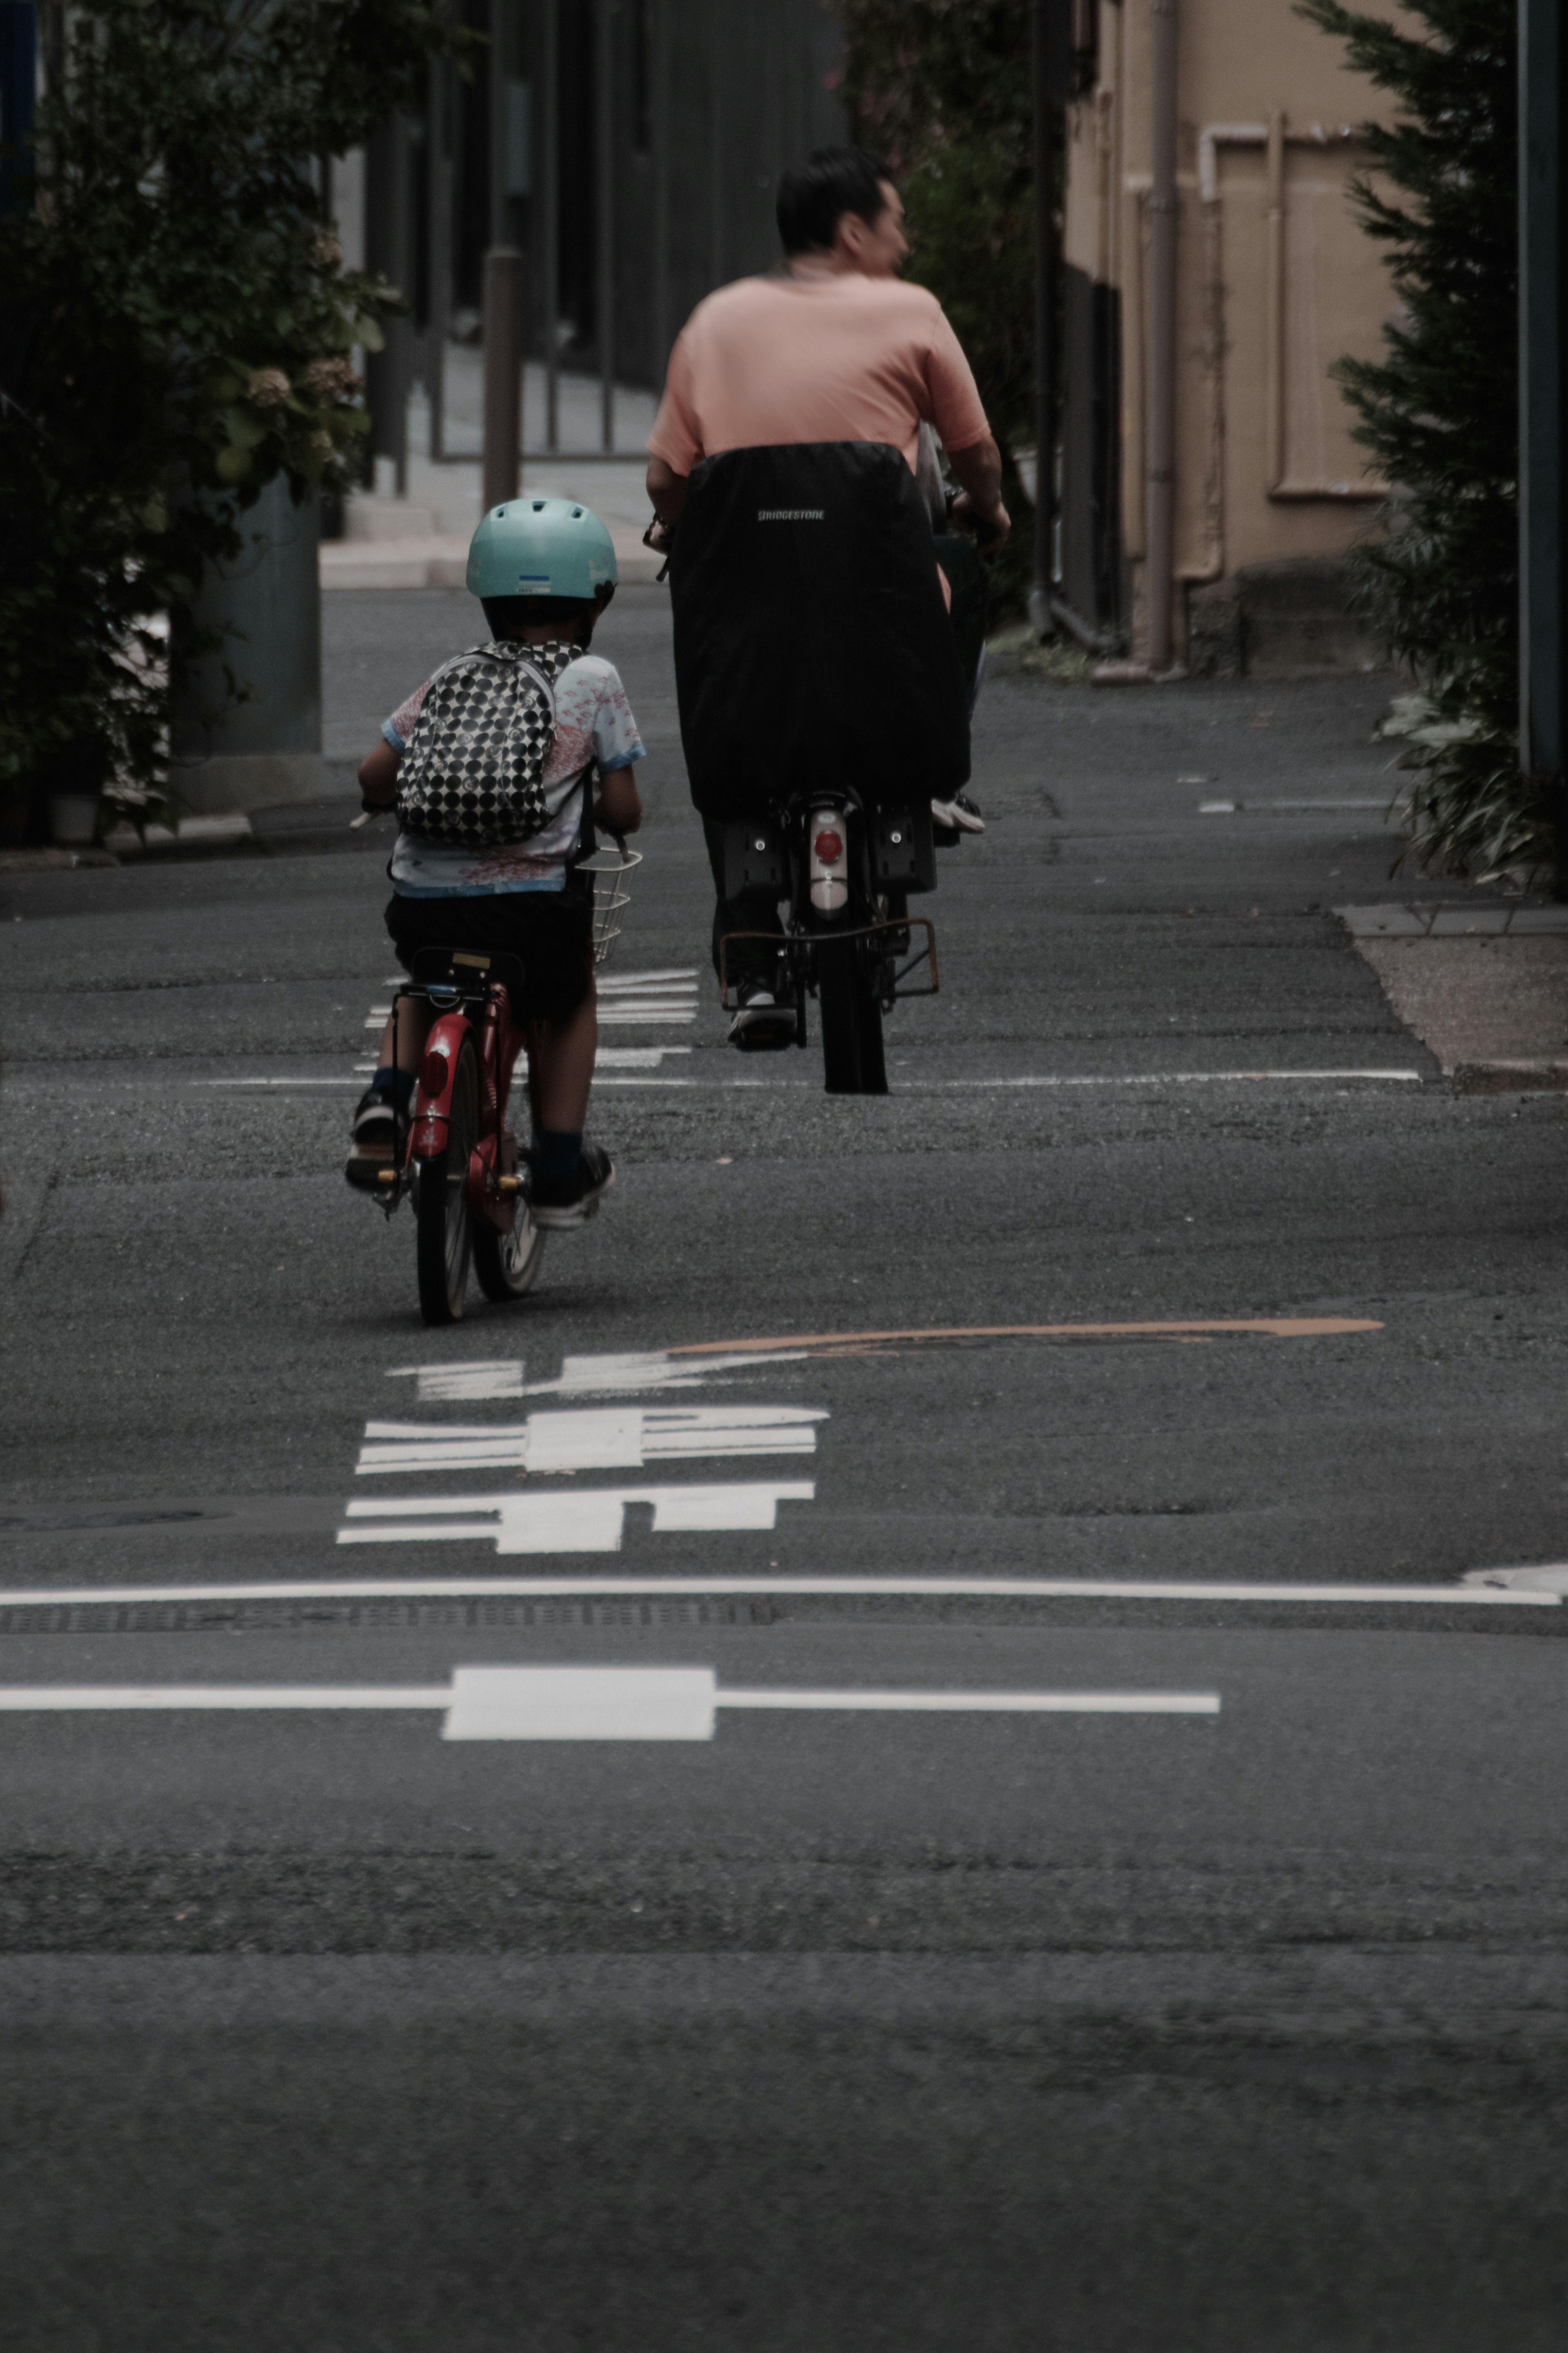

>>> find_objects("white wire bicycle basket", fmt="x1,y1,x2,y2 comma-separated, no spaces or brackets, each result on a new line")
578,844,643,968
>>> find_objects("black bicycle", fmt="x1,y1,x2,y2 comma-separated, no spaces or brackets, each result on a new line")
716,788,938,1095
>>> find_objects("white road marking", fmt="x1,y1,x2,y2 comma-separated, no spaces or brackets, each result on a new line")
1463,1563,1568,1593
0,1666,1221,1741
597,970,700,991
596,1009,698,1025
499,1071,1424,1091
388,1359,527,1401
1199,798,1395,814
0,1684,448,1711
931,1071,1423,1088
355,1406,825,1476
201,1078,362,1088
387,1351,811,1403
337,1482,817,1553
1,1577,1550,1610
594,1047,693,1068
538,1350,811,1393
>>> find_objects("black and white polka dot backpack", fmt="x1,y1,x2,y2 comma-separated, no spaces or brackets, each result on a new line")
395,640,578,847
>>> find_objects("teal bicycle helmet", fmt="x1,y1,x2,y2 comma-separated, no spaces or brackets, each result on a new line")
466,496,619,601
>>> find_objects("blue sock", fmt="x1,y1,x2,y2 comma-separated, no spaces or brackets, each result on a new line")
372,1066,415,1111
537,1128,583,1181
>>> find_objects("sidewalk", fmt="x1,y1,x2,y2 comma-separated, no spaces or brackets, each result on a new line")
321,355,663,590
1341,902,1568,1090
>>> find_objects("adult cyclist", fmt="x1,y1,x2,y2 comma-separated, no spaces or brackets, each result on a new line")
644,145,1010,1047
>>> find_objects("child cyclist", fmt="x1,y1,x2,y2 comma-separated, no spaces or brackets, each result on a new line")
346,499,644,1225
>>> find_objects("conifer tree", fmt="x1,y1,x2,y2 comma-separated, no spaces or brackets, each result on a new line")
1300,1,1530,876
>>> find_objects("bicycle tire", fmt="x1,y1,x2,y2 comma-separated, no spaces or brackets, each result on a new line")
415,1039,477,1325
473,1191,548,1302
817,935,864,1094
856,959,889,1094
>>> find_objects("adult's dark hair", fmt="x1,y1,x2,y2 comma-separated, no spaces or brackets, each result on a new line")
775,146,891,257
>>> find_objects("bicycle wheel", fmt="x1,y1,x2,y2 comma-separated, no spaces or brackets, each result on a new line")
818,933,888,1095
472,1191,548,1302
414,1039,477,1325
817,935,864,1094
856,961,889,1094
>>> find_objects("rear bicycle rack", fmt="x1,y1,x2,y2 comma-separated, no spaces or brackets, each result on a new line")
718,917,938,1013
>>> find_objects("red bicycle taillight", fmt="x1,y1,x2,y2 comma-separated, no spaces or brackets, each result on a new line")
418,1050,449,1095
814,828,844,864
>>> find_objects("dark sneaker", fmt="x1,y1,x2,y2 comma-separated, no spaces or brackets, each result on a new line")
345,1088,397,1191
727,984,796,1051
530,1141,615,1229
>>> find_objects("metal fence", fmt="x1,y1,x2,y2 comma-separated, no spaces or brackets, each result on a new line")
366,0,847,480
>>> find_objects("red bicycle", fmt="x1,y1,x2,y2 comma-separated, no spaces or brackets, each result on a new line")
372,847,639,1325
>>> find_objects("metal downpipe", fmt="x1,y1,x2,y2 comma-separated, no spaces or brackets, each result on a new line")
1146,0,1179,672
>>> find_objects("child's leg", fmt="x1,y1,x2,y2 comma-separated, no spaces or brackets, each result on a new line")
372,995,435,1084
526,973,597,1136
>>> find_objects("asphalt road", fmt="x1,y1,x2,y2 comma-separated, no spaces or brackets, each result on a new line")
2,587,1566,2349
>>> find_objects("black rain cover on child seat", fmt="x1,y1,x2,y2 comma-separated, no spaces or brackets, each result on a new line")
669,441,971,819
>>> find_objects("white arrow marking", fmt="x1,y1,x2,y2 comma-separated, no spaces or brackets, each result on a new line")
337,1483,817,1554
355,1406,826,1476
0,1667,1220,1741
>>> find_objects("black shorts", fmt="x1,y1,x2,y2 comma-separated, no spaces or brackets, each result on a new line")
385,890,593,1028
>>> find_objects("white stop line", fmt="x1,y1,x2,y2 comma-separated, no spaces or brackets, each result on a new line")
0,1667,1218,1741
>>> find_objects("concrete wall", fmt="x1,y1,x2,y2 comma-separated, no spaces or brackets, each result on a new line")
1061,0,1420,669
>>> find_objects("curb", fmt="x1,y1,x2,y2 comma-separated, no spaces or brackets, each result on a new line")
1,816,255,874
0,847,120,874
1336,901,1568,937
1450,1060,1568,1094
321,533,664,591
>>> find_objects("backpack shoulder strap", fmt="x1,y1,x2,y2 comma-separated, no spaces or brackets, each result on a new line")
508,653,559,723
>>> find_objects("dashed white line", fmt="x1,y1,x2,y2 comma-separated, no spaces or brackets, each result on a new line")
0,1666,1221,1741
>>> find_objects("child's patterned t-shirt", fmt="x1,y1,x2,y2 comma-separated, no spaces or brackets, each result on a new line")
383,649,644,896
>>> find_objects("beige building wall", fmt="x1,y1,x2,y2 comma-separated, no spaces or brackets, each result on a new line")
1060,0,1419,669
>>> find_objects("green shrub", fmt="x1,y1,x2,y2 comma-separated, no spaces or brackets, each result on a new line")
0,0,470,840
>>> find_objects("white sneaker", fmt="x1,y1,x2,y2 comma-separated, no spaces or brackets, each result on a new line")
931,794,985,835
727,987,796,1051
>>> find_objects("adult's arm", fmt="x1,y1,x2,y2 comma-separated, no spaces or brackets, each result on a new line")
946,435,1011,551
359,738,401,805
644,455,688,551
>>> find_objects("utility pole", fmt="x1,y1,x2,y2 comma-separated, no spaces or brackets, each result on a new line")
1520,0,1565,880
0,1,36,212
481,248,523,512
1028,3,1070,638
